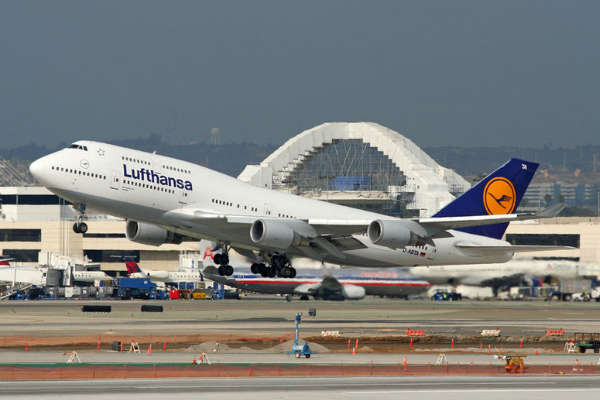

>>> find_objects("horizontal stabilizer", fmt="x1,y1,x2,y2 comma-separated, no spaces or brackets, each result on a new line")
455,243,574,255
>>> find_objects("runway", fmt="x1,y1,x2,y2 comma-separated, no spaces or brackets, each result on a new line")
2,376,600,400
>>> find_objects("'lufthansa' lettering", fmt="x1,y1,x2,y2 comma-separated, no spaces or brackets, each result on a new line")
122,164,193,191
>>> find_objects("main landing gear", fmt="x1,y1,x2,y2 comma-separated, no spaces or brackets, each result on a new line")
214,246,233,276
72,204,88,234
251,254,296,279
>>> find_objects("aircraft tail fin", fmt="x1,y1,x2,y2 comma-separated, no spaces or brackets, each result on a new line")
125,261,142,275
433,158,538,239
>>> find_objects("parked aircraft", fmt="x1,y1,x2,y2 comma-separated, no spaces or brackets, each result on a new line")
124,260,203,284
30,142,567,279
410,259,600,295
0,259,46,287
203,265,430,300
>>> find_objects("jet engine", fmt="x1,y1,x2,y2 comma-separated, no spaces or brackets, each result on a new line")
125,221,183,246
341,284,366,300
250,219,309,249
368,219,416,248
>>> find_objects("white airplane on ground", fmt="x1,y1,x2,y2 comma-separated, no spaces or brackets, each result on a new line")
123,260,203,284
0,259,46,287
30,141,567,279
71,269,112,284
410,259,600,295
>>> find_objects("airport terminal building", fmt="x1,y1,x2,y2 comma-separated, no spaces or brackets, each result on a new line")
0,122,598,271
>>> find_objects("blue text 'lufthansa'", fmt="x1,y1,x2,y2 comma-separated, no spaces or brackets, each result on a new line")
123,164,193,191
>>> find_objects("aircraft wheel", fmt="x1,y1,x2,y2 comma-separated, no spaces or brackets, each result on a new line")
73,223,80,234
214,254,223,265
289,267,296,279
305,354,310,359
251,263,259,274
224,265,233,276
218,265,226,276
300,295,309,301
267,267,277,278
78,222,88,234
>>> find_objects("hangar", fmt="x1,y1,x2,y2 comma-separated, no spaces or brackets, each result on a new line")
238,122,470,218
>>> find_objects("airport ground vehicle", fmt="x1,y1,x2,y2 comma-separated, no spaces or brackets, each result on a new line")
431,289,462,301
548,279,592,301
573,332,600,353
114,278,161,299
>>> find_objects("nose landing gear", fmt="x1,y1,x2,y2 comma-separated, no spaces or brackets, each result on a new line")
72,204,88,234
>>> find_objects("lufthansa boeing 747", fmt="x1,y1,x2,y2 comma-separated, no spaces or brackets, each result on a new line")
30,141,568,278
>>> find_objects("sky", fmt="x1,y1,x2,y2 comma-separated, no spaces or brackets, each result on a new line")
1,0,599,149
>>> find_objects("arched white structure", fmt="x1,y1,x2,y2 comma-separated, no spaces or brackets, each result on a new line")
238,122,470,217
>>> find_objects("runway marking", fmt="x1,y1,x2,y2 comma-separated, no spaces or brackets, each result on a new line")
346,388,600,395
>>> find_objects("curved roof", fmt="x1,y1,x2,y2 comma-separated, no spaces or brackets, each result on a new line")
238,122,470,216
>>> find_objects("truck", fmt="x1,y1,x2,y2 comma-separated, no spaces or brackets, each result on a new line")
114,278,158,299
573,333,600,353
547,279,592,301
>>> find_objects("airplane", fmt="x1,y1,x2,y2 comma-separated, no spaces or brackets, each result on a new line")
0,259,47,287
203,265,430,300
30,141,568,279
410,258,600,296
71,269,113,284
124,260,203,284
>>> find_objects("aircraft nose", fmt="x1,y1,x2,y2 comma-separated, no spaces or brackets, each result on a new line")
29,156,50,184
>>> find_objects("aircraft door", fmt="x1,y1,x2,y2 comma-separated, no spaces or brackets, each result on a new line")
264,203,272,216
110,170,120,190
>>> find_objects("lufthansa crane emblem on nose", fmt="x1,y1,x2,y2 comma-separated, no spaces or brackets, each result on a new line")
80,159,89,169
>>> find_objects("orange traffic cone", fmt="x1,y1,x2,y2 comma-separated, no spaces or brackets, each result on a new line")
410,337,413,350
120,342,123,353
163,342,167,351
97,341,101,350
402,356,407,371
352,347,356,355
488,344,491,354
25,343,28,352
147,344,152,355
451,338,455,349
520,337,524,348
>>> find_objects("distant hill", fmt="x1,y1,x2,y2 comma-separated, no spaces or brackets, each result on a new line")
2,136,600,182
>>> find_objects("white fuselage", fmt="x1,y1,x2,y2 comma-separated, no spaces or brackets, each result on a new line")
410,259,600,286
72,270,112,283
30,141,515,268
0,267,46,286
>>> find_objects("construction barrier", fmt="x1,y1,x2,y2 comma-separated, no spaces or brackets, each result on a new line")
81,305,111,313
141,305,163,313
545,329,565,336
0,363,598,380
406,329,426,337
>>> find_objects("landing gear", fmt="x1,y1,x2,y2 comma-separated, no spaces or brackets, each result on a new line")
214,245,233,276
255,254,296,278
72,204,88,234
72,222,88,234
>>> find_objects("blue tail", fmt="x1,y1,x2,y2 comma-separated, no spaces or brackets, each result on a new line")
433,158,538,239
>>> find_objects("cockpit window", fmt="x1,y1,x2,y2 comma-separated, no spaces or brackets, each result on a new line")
68,144,88,151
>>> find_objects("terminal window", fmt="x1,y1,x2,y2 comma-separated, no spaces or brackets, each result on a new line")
505,234,580,248
82,233,126,238
0,229,41,242
2,249,40,262
84,249,140,262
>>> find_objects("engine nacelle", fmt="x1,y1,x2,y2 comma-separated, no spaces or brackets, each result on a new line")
125,221,183,246
341,284,366,300
368,219,415,249
146,270,170,281
250,219,301,249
